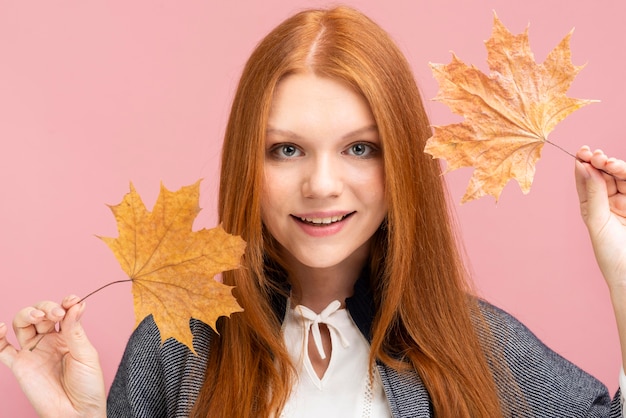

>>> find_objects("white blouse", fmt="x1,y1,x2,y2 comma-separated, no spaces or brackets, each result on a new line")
280,299,626,417
280,299,392,418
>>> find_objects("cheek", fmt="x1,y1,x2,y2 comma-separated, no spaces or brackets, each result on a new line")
260,168,293,225
367,168,387,218
260,191,279,241
261,169,284,208
372,166,385,192
351,165,385,201
260,186,276,228
260,173,272,224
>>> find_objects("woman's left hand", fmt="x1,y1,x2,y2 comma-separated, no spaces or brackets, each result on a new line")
575,146,626,290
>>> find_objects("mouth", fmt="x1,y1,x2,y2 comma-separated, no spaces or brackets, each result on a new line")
292,212,355,226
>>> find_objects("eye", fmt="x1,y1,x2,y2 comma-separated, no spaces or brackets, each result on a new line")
346,142,378,158
268,143,303,160
280,144,298,157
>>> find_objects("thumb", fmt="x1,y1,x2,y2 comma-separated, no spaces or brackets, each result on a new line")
575,159,610,231
0,322,18,369
60,302,99,366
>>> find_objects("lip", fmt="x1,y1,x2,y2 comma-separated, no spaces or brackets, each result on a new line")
290,211,355,237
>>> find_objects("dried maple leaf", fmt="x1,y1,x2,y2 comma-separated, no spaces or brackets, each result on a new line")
99,181,245,354
424,13,596,203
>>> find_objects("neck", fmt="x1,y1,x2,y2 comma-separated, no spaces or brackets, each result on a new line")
286,243,370,313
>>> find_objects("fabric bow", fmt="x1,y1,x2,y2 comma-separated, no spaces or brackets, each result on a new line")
293,300,351,359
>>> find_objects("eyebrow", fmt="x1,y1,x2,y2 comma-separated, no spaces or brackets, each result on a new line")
265,124,379,141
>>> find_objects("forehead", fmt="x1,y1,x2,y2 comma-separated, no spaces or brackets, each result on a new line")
267,73,375,137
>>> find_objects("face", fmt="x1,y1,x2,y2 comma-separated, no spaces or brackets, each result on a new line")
261,73,387,272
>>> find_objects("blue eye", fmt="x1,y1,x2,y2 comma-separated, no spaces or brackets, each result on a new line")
351,143,367,155
268,143,302,160
346,142,377,158
281,144,298,157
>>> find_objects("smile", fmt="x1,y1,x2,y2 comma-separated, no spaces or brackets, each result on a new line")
293,212,354,226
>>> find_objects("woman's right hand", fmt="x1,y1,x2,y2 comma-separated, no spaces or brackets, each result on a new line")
0,295,106,417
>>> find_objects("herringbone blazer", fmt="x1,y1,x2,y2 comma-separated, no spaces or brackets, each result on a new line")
108,276,622,417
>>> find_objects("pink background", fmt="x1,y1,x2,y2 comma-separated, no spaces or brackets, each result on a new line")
1,1,624,415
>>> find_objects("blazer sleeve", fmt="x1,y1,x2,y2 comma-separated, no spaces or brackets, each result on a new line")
107,315,169,417
106,316,211,418
480,301,622,417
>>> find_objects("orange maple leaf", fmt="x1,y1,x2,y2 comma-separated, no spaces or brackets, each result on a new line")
424,13,597,203
99,181,245,354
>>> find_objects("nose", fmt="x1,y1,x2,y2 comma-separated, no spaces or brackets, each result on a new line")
302,155,343,199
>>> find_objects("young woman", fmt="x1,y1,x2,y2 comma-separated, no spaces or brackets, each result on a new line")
1,6,625,418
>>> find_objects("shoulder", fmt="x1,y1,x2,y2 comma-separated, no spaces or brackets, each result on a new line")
107,315,214,417
114,314,213,376
476,299,615,416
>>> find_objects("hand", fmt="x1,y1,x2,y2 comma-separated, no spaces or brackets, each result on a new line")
0,296,106,418
575,146,626,290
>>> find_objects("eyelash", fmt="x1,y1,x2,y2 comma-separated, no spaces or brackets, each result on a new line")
268,143,302,160
345,142,378,158
268,142,380,160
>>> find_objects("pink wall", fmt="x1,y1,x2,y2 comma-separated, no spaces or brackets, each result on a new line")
1,1,623,415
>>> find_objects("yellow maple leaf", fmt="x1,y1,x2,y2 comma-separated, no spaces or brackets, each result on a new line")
424,13,597,203
99,181,245,354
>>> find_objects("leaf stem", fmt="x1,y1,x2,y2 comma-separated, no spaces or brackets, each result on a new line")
29,279,133,351
545,139,578,160
78,279,134,303
545,139,626,181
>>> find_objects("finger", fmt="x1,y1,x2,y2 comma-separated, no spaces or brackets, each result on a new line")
574,159,589,203
590,148,609,168
591,149,626,193
606,158,626,194
13,302,65,348
61,294,81,310
0,322,18,369
32,301,67,335
588,150,619,196
575,158,610,230
576,145,593,163
579,148,626,194
13,307,45,348
60,302,99,366
585,148,626,176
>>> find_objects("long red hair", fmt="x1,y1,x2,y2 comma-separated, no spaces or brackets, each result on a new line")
193,7,505,417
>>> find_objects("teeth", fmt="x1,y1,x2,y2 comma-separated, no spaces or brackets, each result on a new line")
299,214,347,224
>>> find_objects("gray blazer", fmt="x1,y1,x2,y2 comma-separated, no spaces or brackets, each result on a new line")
107,275,622,417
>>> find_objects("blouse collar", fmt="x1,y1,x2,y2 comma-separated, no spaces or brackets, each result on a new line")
269,267,376,342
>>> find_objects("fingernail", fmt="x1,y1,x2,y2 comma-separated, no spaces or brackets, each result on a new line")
65,295,79,304
52,307,66,317
31,310,45,319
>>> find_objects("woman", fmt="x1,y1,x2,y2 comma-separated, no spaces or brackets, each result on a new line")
1,6,625,418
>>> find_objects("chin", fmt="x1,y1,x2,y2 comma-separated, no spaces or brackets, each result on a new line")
293,247,367,271
297,256,344,270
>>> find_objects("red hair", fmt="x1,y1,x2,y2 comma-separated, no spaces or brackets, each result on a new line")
193,7,506,417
